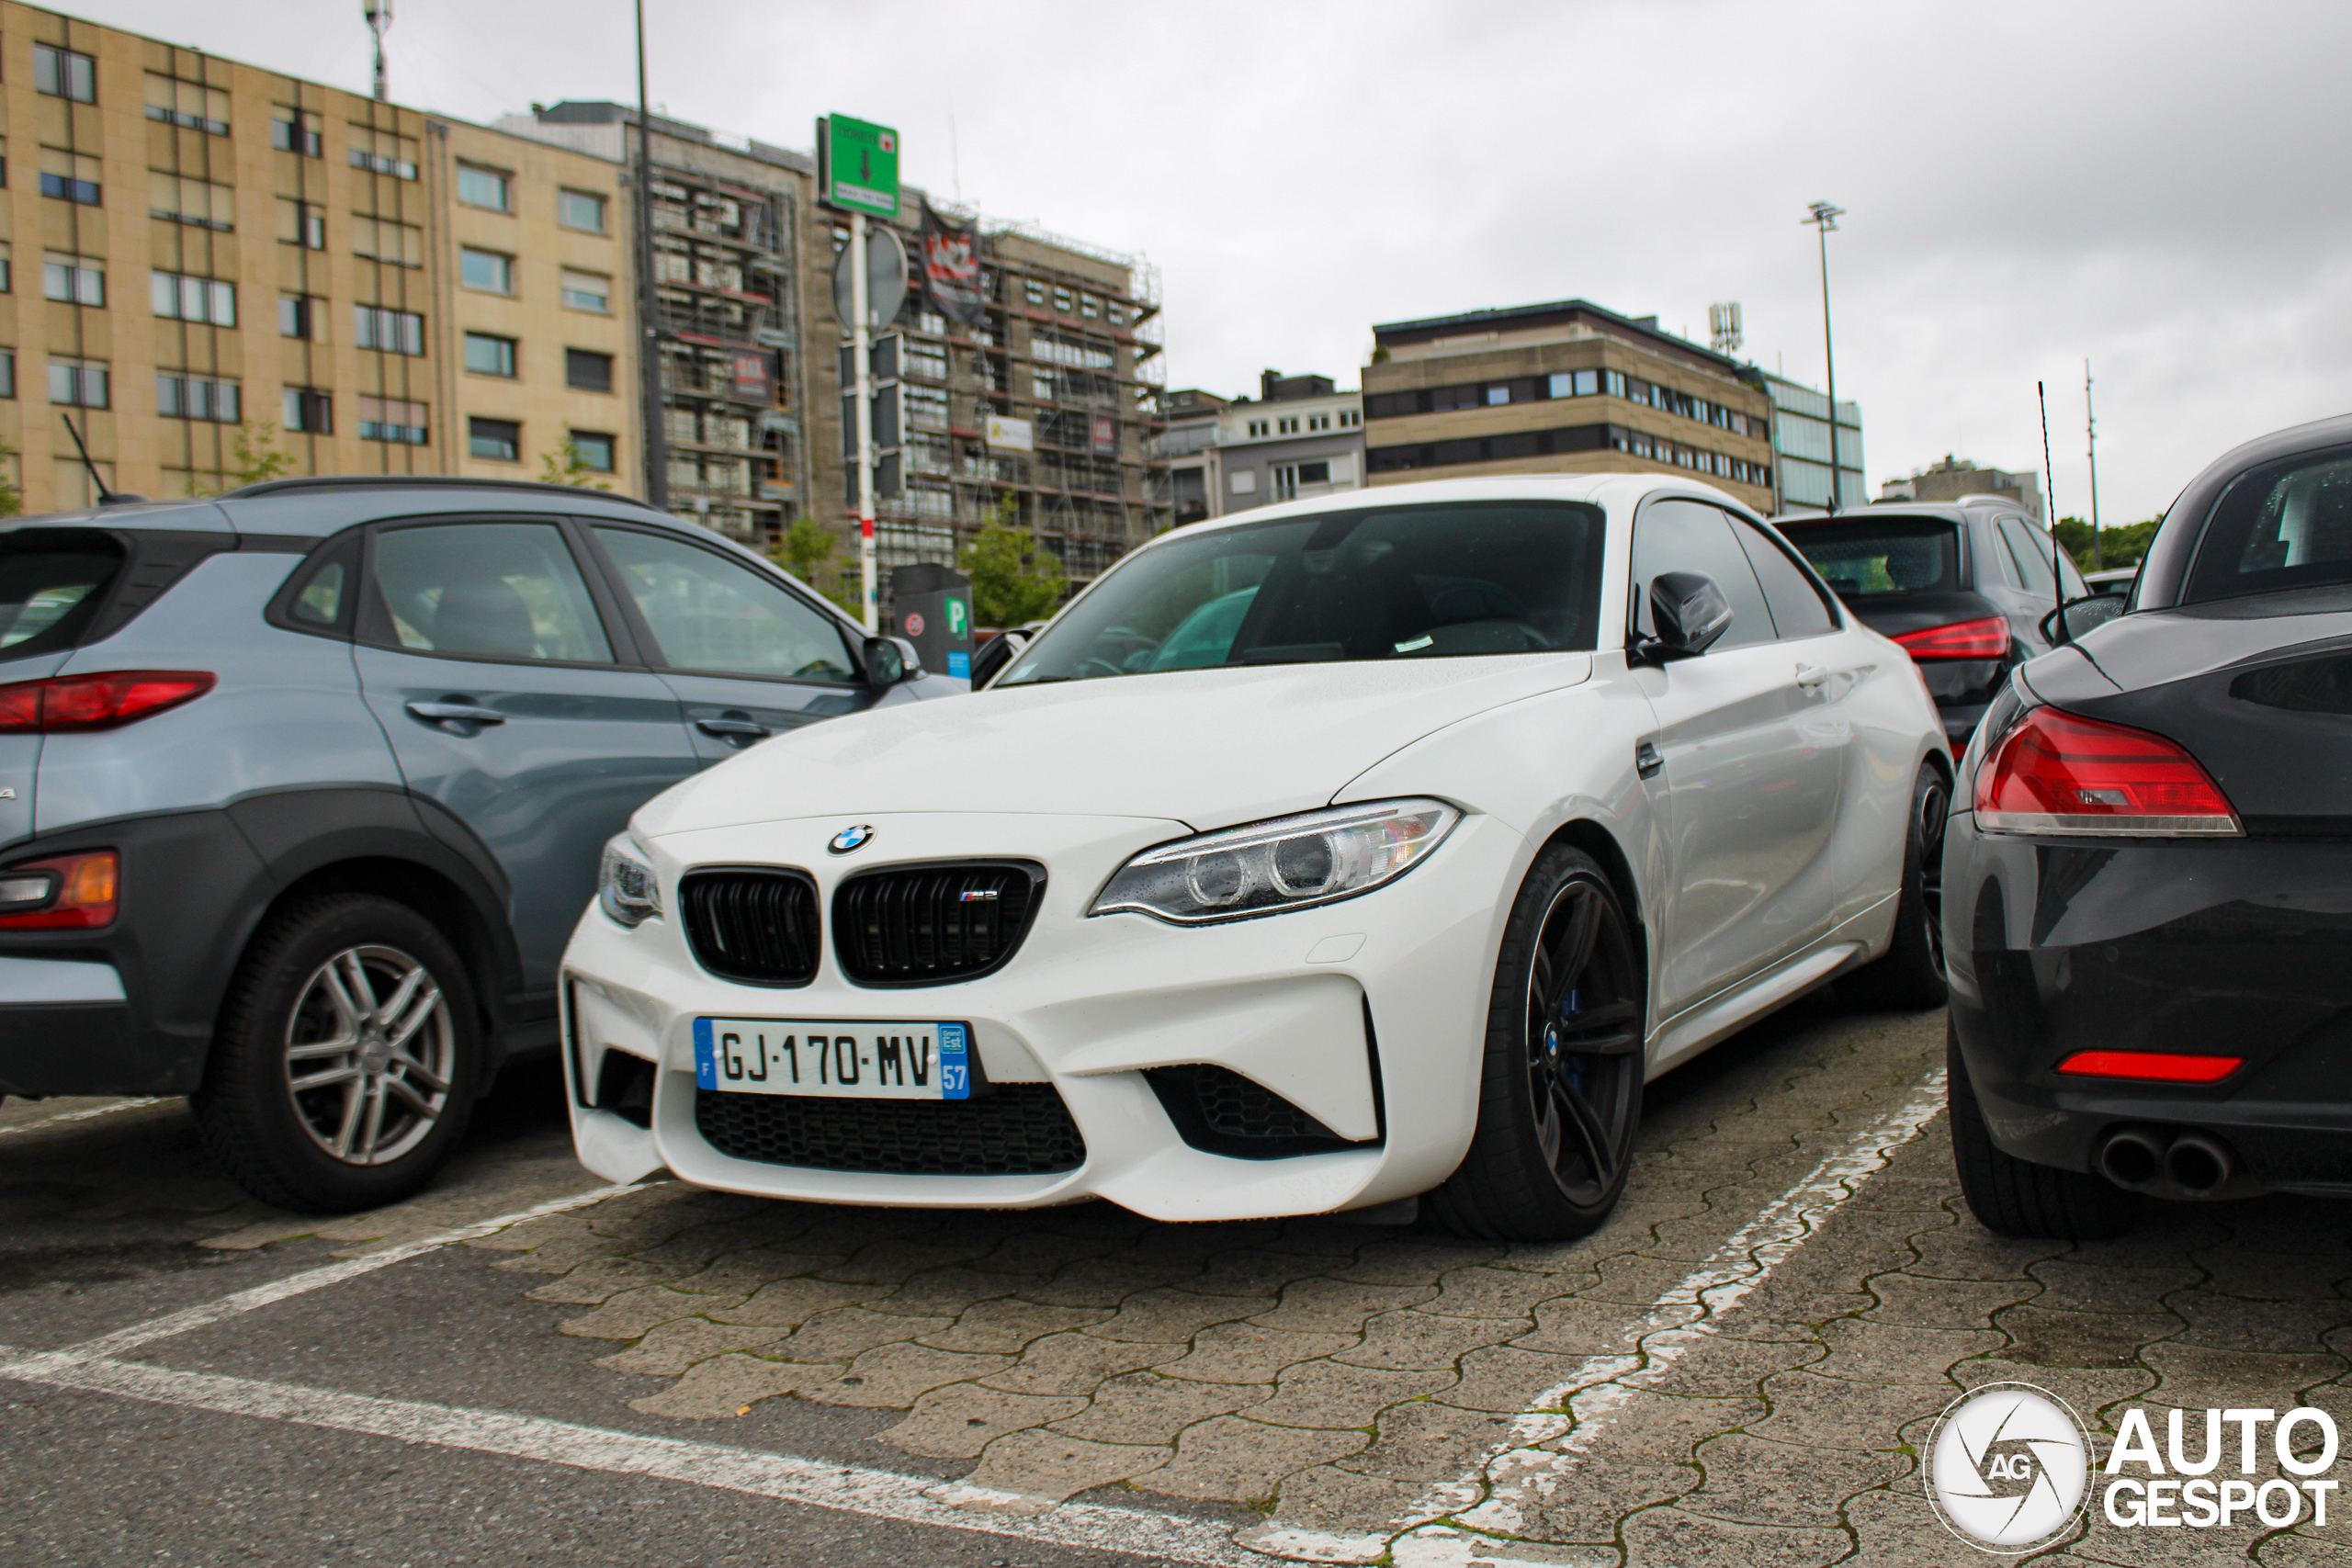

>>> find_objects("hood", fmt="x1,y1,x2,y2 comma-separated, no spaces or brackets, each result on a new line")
636,654,1594,838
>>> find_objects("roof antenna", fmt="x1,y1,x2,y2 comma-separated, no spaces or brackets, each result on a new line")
2038,379,2066,643
60,412,137,506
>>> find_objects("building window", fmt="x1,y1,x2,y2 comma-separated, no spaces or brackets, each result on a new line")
34,44,96,102
469,417,521,462
354,305,425,355
42,253,104,307
1307,413,1330,432
1605,370,1628,400
1277,417,1299,434
565,348,614,392
283,386,333,434
153,271,235,325
1023,280,1045,307
457,163,512,212
157,374,241,423
1339,409,1360,428
145,74,229,133
558,188,607,233
357,396,428,444
459,247,514,294
149,173,233,229
560,269,610,313
278,198,325,249
271,109,322,156
0,243,11,293
570,431,616,472
278,294,320,339
353,216,423,266
1271,460,1333,501
1548,369,1599,399
39,149,101,206
48,357,108,408
464,333,517,378
1080,296,1099,320
0,351,14,400
1247,420,1269,438
346,126,418,179
1053,288,1073,312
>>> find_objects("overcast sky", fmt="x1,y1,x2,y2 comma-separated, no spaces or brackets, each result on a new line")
70,0,2352,522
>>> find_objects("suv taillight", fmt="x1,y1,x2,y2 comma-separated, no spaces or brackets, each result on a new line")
1976,706,2239,837
0,671,216,733
1894,615,2011,660
0,850,119,929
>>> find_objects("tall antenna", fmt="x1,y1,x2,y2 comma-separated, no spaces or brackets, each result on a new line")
1708,301,1743,356
363,1,392,101
2039,379,2067,639
2085,359,2102,571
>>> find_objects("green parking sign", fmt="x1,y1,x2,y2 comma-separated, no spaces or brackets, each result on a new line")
946,596,968,637
820,114,899,220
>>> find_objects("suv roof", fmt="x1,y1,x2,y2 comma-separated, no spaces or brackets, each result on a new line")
2,475,673,541
219,475,664,510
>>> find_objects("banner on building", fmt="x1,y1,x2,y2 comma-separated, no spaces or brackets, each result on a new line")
1091,413,1117,455
731,350,774,403
920,203,986,328
984,414,1034,452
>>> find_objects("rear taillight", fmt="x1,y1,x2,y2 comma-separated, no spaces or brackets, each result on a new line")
1894,615,2011,660
2057,1050,2243,1083
0,671,215,734
1975,706,2239,837
0,850,119,929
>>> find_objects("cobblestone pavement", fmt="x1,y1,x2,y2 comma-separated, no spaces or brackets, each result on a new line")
7,998,2352,1566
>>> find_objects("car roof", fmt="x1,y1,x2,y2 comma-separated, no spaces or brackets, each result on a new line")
1167,473,1761,542
1771,502,2028,528
0,476,681,542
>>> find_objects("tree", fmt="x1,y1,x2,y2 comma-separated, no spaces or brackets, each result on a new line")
537,436,615,491
226,420,298,489
767,516,861,615
959,499,1067,626
0,436,20,519
2052,514,2162,571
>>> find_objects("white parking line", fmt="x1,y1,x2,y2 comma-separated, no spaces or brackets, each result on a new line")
0,1097,166,1138
0,1350,1272,1567
1242,1066,1951,1565
64,1182,646,1361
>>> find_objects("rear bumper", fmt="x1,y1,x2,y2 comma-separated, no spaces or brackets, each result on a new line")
1944,818,2352,1190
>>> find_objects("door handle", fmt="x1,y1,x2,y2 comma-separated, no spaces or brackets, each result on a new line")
1793,663,1827,691
695,717,772,739
1635,739,1664,780
405,701,506,727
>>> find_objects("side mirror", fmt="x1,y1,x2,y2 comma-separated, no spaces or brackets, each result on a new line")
967,628,1029,689
864,635,923,685
2040,592,2127,646
1644,571,1734,660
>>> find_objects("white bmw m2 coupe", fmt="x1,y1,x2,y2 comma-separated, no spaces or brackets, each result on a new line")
562,477,1949,1240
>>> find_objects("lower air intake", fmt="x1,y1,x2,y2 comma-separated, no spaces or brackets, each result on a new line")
694,1085,1086,1176
1144,1064,1367,1160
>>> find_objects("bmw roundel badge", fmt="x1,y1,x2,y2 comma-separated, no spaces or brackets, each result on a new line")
828,824,876,855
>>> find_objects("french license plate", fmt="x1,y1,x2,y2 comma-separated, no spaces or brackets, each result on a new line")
693,1018,971,1100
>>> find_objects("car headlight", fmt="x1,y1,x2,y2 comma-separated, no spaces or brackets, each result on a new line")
598,832,662,928
1090,799,1460,925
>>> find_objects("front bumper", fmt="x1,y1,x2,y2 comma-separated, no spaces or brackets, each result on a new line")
560,809,1525,1221
1945,818,2352,1191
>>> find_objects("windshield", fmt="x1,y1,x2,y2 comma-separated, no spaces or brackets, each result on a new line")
1780,516,1959,597
998,500,1605,685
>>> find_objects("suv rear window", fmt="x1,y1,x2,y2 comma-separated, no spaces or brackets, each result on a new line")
1780,516,1959,597
0,530,124,660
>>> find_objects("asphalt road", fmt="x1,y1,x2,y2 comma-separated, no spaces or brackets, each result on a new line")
4,992,2348,1568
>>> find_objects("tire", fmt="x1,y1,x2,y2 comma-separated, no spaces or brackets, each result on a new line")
193,893,484,1213
1949,1023,2137,1240
1840,762,1951,1012
1430,845,1645,1243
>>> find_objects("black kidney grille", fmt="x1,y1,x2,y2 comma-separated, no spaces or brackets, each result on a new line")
680,869,820,987
833,863,1043,985
695,1085,1086,1176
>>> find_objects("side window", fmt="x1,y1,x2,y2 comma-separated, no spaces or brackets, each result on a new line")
594,525,858,682
272,531,362,637
1997,516,2059,598
1630,498,1774,650
365,522,614,663
1733,517,1838,638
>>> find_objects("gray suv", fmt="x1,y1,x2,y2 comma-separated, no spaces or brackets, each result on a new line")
0,477,955,1210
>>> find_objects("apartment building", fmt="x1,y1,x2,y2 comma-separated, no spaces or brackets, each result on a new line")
1362,299,1777,515
1881,454,2041,520
0,4,638,512
1151,371,1363,525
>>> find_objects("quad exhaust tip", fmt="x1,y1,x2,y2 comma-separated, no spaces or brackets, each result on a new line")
2097,1126,2239,1198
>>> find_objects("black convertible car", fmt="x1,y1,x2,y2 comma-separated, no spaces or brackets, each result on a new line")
1947,412,2352,1237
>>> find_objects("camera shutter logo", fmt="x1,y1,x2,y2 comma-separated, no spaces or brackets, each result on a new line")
1926,1382,2090,1551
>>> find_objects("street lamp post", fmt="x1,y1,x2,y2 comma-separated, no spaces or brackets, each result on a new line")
1804,201,1845,513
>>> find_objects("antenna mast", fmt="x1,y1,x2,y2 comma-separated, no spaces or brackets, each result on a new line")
363,1,392,101
1803,202,1845,513
1709,301,1743,356
2085,359,2102,571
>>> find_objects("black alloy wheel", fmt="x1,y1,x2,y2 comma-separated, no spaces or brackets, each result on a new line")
1432,845,1645,1242
1842,763,1951,1011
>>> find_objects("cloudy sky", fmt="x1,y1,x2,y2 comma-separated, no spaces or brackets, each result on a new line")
74,0,2352,522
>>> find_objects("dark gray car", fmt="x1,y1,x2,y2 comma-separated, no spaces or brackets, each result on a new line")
0,477,954,1210
1775,498,2089,745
